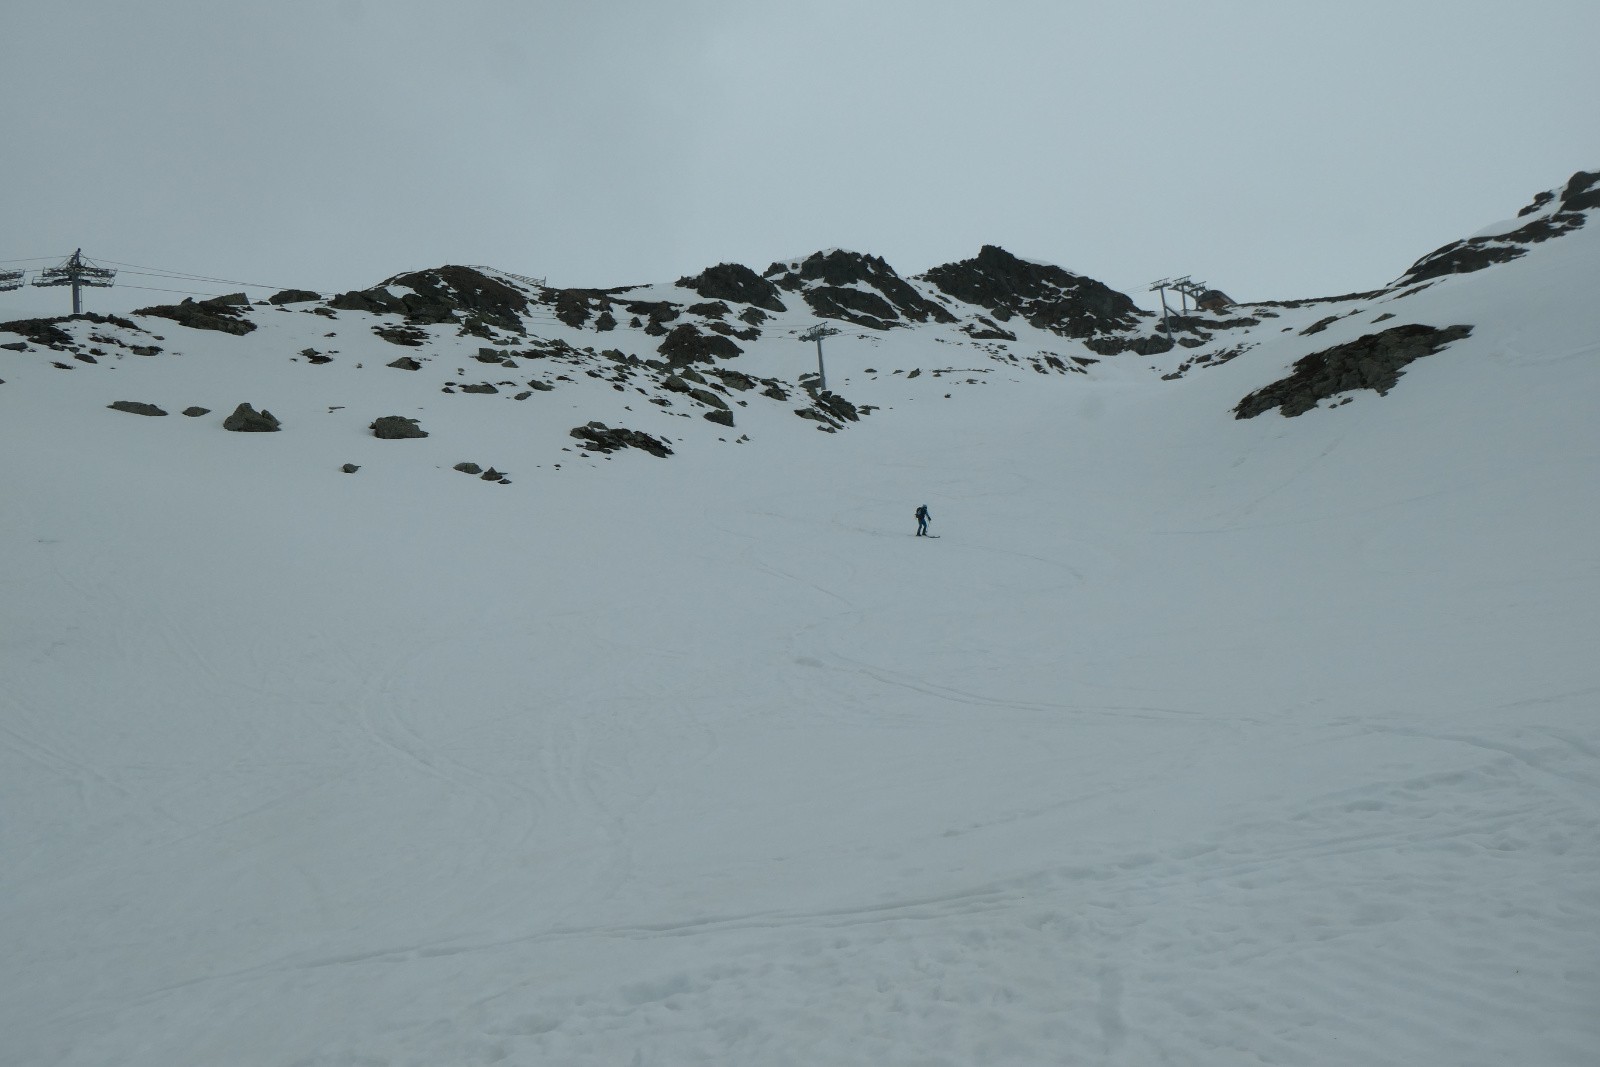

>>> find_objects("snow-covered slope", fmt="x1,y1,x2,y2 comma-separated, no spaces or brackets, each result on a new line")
3,175,1598,1066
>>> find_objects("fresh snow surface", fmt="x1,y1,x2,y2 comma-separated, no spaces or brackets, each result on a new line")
4,224,1600,1066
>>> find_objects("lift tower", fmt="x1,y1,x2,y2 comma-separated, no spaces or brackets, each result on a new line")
799,323,841,392
33,249,116,314
1148,279,1174,337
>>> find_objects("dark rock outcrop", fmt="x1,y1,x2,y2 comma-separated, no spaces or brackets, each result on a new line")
812,391,860,423
677,263,787,312
330,266,530,332
1084,333,1174,356
624,300,681,335
569,421,673,457
1398,171,1598,286
765,251,956,330
1559,169,1600,212
223,403,281,431
921,245,1141,339
0,318,74,347
553,290,601,328
135,296,257,335
108,401,167,417
182,407,210,417
370,415,428,439
658,323,742,366
663,374,729,409
374,325,428,346
1,312,143,351
802,286,899,330
1234,324,1473,419
268,289,321,305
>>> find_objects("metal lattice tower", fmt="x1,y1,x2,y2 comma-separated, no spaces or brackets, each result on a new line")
33,249,116,314
799,323,841,392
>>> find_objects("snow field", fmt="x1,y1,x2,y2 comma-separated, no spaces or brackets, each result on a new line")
3,224,1599,1064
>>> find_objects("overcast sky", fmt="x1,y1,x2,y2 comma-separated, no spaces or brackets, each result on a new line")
3,0,1596,319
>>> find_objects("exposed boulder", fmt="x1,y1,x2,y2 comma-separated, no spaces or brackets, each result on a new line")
568,421,673,458
269,289,321,305
709,368,757,391
374,325,428,346
182,406,210,417
108,401,167,417
370,415,428,439
812,391,861,423
677,262,787,312
341,464,360,473
921,245,1142,338
387,356,423,370
663,373,729,409
223,403,281,431
453,462,483,474
795,408,839,431
1234,324,1473,419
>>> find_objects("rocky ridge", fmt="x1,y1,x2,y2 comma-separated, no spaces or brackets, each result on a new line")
1397,170,1599,286
4,169,1596,473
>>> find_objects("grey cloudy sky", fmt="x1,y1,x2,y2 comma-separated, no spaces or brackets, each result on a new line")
3,0,1596,319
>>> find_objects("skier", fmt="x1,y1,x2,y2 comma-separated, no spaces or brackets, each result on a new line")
915,503,931,537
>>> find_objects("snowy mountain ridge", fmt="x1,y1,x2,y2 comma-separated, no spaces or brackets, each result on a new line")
6,169,1595,481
